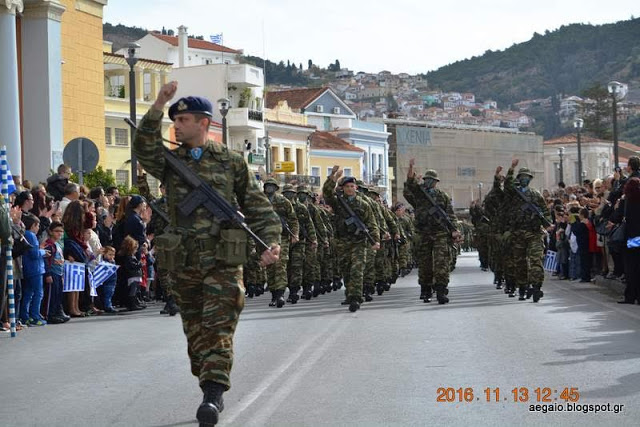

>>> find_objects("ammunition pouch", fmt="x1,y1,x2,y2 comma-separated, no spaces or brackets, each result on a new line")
154,230,186,271
216,229,248,266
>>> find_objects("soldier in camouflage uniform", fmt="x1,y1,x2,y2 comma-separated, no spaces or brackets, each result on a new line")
263,178,299,308
394,203,413,277
469,200,490,271
356,181,381,301
282,184,316,302
317,200,335,294
300,186,327,298
368,188,400,295
504,159,551,303
403,159,460,304
483,166,507,290
133,82,281,426
324,167,380,312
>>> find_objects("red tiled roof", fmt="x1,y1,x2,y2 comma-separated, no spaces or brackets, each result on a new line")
310,131,364,153
266,87,327,110
150,33,240,54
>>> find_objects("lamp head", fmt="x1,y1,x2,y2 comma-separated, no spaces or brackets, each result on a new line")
217,98,230,116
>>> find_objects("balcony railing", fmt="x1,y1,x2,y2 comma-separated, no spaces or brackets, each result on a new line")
227,108,264,129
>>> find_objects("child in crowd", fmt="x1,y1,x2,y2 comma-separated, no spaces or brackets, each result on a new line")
43,221,68,324
117,236,144,311
572,208,592,282
20,214,49,326
101,246,118,314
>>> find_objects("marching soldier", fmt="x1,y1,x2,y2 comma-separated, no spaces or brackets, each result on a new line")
263,178,299,308
299,186,327,298
403,159,460,304
133,82,281,426
470,200,490,271
505,159,551,302
323,167,380,312
483,166,507,289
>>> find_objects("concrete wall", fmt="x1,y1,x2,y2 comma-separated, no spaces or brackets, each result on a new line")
387,121,543,209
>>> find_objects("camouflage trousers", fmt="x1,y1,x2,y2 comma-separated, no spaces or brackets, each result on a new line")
168,264,244,390
511,230,545,288
502,232,517,287
489,232,505,276
416,232,452,286
363,245,376,284
244,251,264,286
304,241,320,285
375,240,390,282
475,230,489,268
337,238,366,302
398,242,410,270
287,241,306,293
320,242,333,283
267,238,289,291
333,240,343,280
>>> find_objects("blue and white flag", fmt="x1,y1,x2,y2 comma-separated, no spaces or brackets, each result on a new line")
2,161,16,195
63,261,85,292
543,250,558,273
90,262,118,288
209,33,223,44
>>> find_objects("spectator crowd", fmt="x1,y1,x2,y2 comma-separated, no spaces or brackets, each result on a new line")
0,164,174,333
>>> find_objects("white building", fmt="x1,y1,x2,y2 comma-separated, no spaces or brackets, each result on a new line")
169,63,265,170
116,26,241,68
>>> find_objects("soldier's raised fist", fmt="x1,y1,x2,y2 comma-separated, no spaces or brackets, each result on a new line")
495,166,503,175
153,81,178,110
511,159,519,169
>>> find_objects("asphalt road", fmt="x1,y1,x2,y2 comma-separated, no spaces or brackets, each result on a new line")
2,252,640,427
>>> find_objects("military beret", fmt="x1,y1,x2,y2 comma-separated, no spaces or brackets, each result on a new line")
342,177,357,185
168,96,214,121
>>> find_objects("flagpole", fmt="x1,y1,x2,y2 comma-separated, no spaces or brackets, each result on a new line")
1,147,16,337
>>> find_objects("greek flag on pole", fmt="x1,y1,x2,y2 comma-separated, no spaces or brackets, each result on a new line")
90,262,118,288
543,250,558,272
63,262,85,292
209,33,223,44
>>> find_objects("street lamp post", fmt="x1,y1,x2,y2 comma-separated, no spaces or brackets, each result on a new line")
574,118,584,184
264,133,271,174
608,81,627,170
558,147,564,185
478,182,483,201
125,42,140,186
217,98,230,146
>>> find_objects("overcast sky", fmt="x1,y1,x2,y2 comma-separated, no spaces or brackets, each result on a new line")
104,0,640,74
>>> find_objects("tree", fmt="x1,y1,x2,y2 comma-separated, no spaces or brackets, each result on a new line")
470,108,481,117
335,59,341,70
581,83,611,139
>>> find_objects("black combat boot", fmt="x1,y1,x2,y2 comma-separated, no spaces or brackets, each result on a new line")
525,286,534,300
302,285,312,300
518,287,527,301
197,381,225,426
506,282,516,297
532,285,544,303
375,282,384,296
246,284,255,298
363,284,373,302
419,284,426,300
276,289,285,308
312,282,321,298
325,280,333,293
424,285,433,303
269,291,277,307
348,296,360,312
435,285,449,304
166,296,179,316
289,288,299,304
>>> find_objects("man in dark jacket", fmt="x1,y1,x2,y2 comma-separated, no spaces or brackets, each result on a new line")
46,164,71,201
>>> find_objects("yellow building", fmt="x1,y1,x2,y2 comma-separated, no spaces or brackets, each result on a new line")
103,41,173,192
264,101,315,179
309,131,364,192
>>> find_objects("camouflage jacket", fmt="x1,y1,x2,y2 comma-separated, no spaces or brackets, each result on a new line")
268,193,299,238
381,204,399,236
322,178,379,243
366,196,387,238
396,215,413,240
482,176,507,233
291,198,316,243
132,108,281,250
403,177,458,234
318,207,334,241
504,167,551,232
148,196,169,236
307,202,328,245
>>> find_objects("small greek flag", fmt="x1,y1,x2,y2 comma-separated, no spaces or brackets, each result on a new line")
90,262,118,288
4,163,16,195
209,33,223,44
543,250,558,272
63,262,85,292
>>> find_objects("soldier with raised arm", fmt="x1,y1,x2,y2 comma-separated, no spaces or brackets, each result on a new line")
133,81,281,426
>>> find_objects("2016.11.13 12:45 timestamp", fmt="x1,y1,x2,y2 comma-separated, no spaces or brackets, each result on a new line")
436,387,581,403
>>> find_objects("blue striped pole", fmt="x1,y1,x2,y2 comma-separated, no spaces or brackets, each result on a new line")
1,147,16,337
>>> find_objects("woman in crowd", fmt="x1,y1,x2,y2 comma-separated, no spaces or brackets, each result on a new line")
62,201,88,317
612,177,640,304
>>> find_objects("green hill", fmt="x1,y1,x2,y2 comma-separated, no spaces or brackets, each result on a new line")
424,18,640,107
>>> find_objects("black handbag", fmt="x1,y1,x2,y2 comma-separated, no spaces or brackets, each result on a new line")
10,224,33,258
608,201,627,249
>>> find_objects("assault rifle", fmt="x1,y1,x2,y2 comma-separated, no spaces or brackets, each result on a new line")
125,118,271,251
279,215,296,238
149,200,171,225
514,186,552,228
336,194,376,245
419,187,457,233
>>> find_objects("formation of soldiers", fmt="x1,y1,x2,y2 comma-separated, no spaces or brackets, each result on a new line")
471,159,551,302
244,171,418,312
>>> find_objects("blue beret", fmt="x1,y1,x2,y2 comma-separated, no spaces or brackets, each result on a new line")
168,96,214,121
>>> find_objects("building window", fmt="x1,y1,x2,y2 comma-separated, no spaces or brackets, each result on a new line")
105,127,112,145
116,170,129,187
344,168,352,177
147,175,159,196
115,128,128,147
324,117,331,131
108,75,125,98
311,166,320,177
327,167,333,178
143,73,152,101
